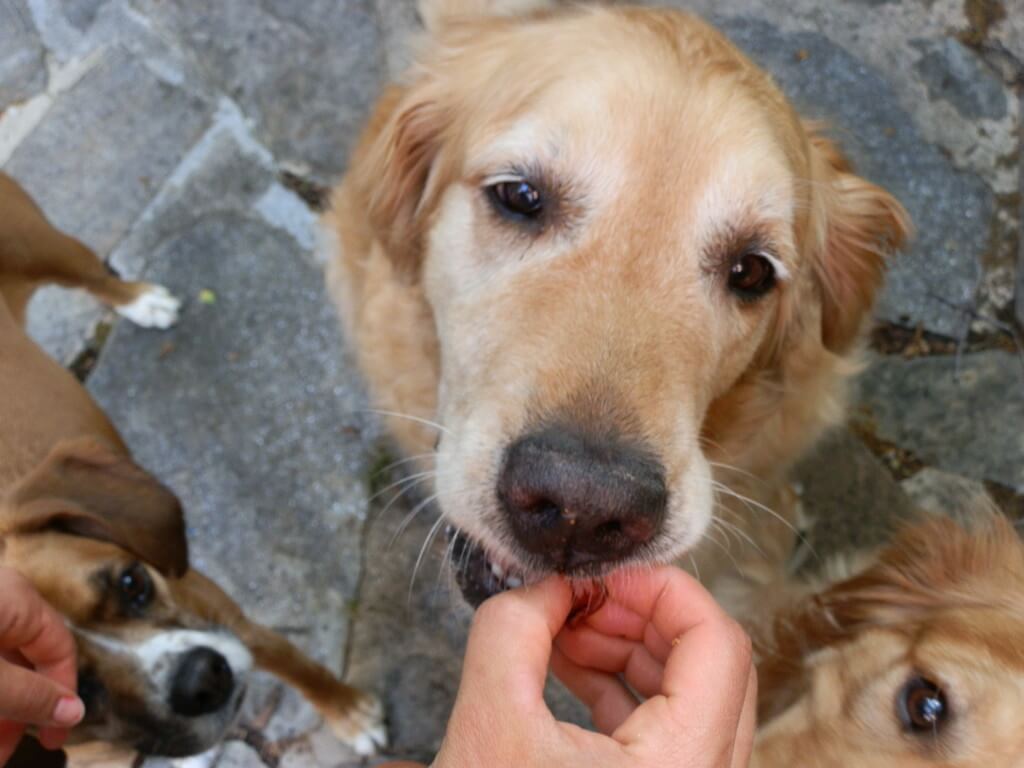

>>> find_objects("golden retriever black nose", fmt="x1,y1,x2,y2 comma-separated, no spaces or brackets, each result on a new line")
169,648,235,717
498,427,667,571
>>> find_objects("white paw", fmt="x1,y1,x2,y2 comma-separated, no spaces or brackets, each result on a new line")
116,284,181,329
323,692,388,757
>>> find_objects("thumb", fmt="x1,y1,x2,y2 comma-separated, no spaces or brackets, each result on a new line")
0,658,83,727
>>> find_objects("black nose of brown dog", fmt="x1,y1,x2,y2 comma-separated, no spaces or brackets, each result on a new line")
170,648,234,717
498,427,667,571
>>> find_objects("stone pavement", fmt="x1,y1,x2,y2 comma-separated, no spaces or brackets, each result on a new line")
1,0,1021,765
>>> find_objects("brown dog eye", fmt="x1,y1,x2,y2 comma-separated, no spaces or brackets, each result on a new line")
728,252,776,300
487,179,543,221
898,676,949,733
117,562,153,613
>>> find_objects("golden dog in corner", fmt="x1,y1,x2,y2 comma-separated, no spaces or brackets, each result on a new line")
0,172,385,765
321,0,911,607
751,510,1024,766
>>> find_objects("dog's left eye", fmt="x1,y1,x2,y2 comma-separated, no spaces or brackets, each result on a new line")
727,252,777,300
117,562,154,613
486,179,544,221
897,676,949,733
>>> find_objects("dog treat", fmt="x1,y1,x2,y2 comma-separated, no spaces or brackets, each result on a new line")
567,578,609,627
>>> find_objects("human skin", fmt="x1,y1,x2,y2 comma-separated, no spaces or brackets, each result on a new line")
0,567,84,766
382,567,756,768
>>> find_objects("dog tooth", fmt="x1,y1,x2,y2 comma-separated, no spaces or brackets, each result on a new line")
490,562,505,579
505,576,523,588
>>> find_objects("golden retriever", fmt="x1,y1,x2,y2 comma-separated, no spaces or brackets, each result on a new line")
752,512,1024,766
322,0,909,604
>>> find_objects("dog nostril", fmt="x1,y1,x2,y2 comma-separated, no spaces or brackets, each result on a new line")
594,519,623,539
169,647,234,718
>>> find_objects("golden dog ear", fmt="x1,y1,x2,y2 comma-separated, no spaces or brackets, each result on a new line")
350,80,449,276
807,128,911,353
418,0,556,34
2,437,189,576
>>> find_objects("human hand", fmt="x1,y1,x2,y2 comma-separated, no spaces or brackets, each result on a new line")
429,566,756,767
0,567,84,766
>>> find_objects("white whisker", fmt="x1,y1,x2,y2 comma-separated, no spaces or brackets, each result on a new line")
363,408,450,435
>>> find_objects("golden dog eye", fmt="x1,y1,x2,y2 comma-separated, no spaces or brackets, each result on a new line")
117,562,154,612
898,676,949,733
487,179,543,220
728,252,776,300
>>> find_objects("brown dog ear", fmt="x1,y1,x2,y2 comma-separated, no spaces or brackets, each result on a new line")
2,437,188,576
806,127,911,353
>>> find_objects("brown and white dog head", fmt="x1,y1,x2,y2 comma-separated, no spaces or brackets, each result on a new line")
338,0,909,603
754,513,1024,766
0,438,251,757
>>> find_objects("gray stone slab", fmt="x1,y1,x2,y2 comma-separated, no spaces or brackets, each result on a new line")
0,0,46,110
4,44,212,255
913,37,1007,121
900,467,993,522
792,428,916,572
25,285,108,365
715,16,994,337
89,209,373,665
856,351,1024,491
345,485,591,763
374,0,421,77
130,0,384,180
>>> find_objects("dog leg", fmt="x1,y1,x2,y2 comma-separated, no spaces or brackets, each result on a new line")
176,571,387,756
0,173,179,328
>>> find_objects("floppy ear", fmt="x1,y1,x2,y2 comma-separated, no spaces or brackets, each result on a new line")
1,437,189,576
806,127,911,353
350,81,449,276
418,0,556,34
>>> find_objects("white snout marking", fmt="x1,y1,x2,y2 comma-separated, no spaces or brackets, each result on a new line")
116,284,181,329
78,628,252,691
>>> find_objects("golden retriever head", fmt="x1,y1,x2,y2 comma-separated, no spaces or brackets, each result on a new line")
755,513,1024,766
343,0,909,602
0,438,252,757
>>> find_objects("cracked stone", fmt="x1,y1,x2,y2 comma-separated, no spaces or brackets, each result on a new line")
85,120,377,680
856,351,1024,491
913,37,1008,121
5,45,212,255
131,0,384,180
713,16,995,338
0,0,46,110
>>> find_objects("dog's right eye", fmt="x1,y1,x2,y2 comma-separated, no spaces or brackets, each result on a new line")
117,562,154,614
486,179,544,221
897,676,949,734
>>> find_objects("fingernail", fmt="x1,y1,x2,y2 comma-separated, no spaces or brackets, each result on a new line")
52,696,84,726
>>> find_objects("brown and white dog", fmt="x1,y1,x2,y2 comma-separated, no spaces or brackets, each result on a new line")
322,0,910,606
0,172,385,762
751,511,1024,767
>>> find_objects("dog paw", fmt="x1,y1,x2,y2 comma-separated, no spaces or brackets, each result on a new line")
116,284,181,329
322,691,387,757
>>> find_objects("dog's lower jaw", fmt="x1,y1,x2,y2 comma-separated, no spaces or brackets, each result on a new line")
450,526,529,607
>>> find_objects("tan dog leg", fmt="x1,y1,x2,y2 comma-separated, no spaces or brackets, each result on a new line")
0,173,179,328
176,571,387,756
